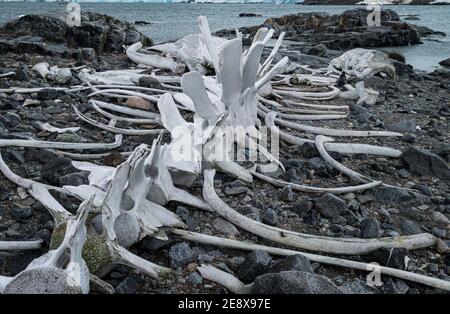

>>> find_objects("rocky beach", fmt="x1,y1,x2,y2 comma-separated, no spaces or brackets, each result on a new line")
0,7,449,295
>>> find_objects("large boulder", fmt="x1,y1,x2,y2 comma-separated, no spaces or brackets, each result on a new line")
401,147,450,181
0,12,151,54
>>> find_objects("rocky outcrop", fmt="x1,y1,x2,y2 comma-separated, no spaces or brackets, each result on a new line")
302,0,439,4
217,9,439,51
0,12,151,55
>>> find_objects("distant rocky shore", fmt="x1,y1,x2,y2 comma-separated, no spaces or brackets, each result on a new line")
302,0,449,5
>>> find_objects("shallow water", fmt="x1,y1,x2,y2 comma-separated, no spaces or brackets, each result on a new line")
0,2,449,72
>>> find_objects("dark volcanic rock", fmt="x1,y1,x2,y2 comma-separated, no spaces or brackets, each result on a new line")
401,147,450,181
360,217,381,238
238,250,272,283
221,9,423,51
365,247,408,270
251,271,343,294
266,255,314,274
314,193,348,219
168,242,196,268
40,156,79,185
0,12,151,54
440,58,450,67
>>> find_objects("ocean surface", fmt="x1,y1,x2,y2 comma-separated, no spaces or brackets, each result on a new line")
0,2,449,72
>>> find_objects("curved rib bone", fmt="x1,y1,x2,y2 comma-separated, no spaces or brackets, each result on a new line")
91,100,160,119
172,229,450,292
127,42,184,73
203,169,435,255
198,265,252,294
0,240,43,251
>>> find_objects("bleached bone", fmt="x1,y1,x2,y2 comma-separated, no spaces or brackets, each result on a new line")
0,152,71,224
0,72,15,78
203,169,435,255
259,102,345,115
260,110,403,137
0,240,43,251
32,62,50,78
127,42,185,74
72,161,115,190
3,199,92,294
328,48,396,79
252,170,380,194
73,105,165,135
279,98,349,110
88,88,159,103
273,86,340,101
197,265,252,294
265,113,401,157
172,229,450,292
54,150,131,161
89,84,171,95
340,81,379,106
316,135,371,183
0,134,123,150
278,74,337,87
258,32,286,77
35,122,80,134
198,16,221,77
79,69,147,86
91,100,160,119
258,104,347,121
90,101,157,124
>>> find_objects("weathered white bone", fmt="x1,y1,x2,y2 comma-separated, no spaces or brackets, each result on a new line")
127,42,184,73
88,88,159,103
340,81,379,106
252,170,381,194
35,122,80,134
259,104,347,120
274,86,340,101
90,101,157,124
73,105,165,135
203,169,435,255
0,240,43,251
260,110,403,137
0,72,15,78
278,98,349,110
172,229,450,292
32,62,50,78
198,16,221,77
258,32,286,77
328,48,396,79
3,199,92,294
91,100,160,119
198,265,252,294
0,134,123,150
265,112,402,157
54,150,131,161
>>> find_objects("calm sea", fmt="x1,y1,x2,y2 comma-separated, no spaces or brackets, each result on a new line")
0,2,449,72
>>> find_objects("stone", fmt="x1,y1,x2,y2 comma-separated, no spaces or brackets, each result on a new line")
266,254,314,274
400,219,422,235
301,142,319,158
240,205,261,221
360,217,380,238
40,156,78,185
213,218,240,237
238,13,262,17
36,89,60,101
187,272,203,285
340,278,378,294
279,186,294,202
251,271,343,294
365,247,408,270
382,278,409,294
10,206,32,220
314,193,348,219
59,172,89,186
125,96,152,110
138,76,163,89
168,242,197,268
224,180,249,195
389,119,417,133
439,58,450,67
401,147,450,181
262,208,278,226
115,274,143,294
237,250,272,283
432,211,450,225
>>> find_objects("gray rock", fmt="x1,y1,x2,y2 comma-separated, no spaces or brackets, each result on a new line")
279,186,293,202
382,278,409,294
439,58,450,67
401,147,450,181
10,206,32,220
213,218,240,237
115,274,142,294
138,76,163,89
314,193,348,219
251,271,343,294
340,278,379,294
432,211,450,225
40,156,78,185
59,172,89,186
366,247,408,270
187,272,203,285
431,227,447,238
224,180,249,195
389,119,417,133
168,242,197,268
240,205,261,221
400,219,422,235
266,254,314,274
308,157,327,174
237,250,272,283
360,217,381,238
262,208,278,226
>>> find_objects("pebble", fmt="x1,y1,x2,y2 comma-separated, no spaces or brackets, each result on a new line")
126,96,152,110
360,217,381,238
266,254,314,274
262,208,278,226
168,242,197,268
213,218,240,237
400,219,422,235
187,272,203,285
432,211,450,225
237,250,272,283
314,193,348,219
10,206,32,220
224,180,249,195
278,185,293,202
